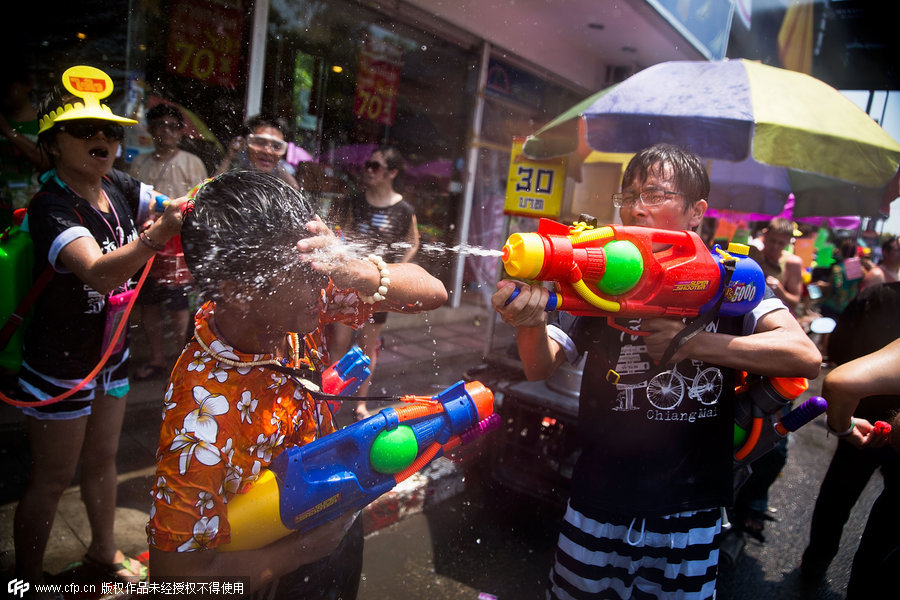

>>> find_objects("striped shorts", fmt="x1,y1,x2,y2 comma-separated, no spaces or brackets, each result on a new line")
549,502,722,600
17,349,131,420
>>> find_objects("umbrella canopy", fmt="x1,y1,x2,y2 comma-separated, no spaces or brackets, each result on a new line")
706,194,862,230
523,59,900,218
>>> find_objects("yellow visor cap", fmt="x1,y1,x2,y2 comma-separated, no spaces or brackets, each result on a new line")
38,65,137,134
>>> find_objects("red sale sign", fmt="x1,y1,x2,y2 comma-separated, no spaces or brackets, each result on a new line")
166,0,242,87
354,38,402,126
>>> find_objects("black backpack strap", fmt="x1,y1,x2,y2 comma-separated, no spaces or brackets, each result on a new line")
261,362,399,404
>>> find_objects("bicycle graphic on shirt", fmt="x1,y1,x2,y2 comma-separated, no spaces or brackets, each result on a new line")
645,360,723,410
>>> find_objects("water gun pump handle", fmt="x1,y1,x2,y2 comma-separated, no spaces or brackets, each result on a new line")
504,285,556,311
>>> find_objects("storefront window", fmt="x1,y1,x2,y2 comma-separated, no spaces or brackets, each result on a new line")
466,58,584,294
260,0,479,284
125,0,250,174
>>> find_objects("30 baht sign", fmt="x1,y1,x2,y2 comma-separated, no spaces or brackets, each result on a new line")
504,137,567,217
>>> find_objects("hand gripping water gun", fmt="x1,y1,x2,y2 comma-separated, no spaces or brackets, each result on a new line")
502,218,765,321
221,380,497,551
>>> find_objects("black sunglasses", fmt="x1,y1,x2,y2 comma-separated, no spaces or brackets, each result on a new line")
58,120,125,142
364,160,386,172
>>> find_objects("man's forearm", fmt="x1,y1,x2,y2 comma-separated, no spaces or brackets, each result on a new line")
516,324,562,381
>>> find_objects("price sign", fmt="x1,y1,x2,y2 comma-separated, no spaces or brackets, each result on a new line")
504,137,567,217
166,0,242,87
354,38,402,125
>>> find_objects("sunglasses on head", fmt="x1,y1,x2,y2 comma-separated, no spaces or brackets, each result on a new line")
58,120,125,142
364,160,387,172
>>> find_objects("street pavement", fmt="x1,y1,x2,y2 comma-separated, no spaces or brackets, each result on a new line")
0,295,883,600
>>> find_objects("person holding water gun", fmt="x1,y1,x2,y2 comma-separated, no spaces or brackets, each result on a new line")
800,280,900,592
810,336,900,599
492,143,821,600
147,171,447,597
12,66,187,587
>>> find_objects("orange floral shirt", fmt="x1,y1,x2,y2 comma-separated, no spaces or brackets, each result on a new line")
147,288,371,552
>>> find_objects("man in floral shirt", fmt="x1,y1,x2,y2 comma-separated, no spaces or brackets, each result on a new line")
147,172,447,597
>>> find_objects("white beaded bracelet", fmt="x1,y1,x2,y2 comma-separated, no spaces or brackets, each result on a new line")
826,418,855,438
362,254,390,304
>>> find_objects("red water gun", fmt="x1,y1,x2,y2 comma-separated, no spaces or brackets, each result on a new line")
502,218,765,321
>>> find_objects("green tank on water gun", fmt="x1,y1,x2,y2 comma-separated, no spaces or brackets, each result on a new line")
221,380,497,551
502,218,766,320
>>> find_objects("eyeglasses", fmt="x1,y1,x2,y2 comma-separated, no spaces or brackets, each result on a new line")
247,134,287,155
58,120,125,142
612,188,685,208
364,160,387,172
151,120,182,131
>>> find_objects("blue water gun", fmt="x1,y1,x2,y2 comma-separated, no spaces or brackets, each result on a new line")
221,380,497,551
322,345,371,398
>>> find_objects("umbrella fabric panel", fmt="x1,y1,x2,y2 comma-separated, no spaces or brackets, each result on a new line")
707,157,791,215
789,170,887,218
745,60,900,186
582,60,754,162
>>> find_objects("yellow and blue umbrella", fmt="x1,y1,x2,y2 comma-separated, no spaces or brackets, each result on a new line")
523,59,900,218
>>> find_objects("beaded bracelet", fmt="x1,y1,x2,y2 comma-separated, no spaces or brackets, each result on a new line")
361,254,390,304
826,418,855,438
139,230,165,252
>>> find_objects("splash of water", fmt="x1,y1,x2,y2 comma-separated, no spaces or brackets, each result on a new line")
417,242,503,258
315,240,503,261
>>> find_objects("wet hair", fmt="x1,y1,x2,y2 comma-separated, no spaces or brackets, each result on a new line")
146,103,184,127
34,86,77,167
374,146,405,189
621,143,709,208
834,238,857,260
377,146,404,174
766,217,795,238
882,236,899,255
243,113,287,137
181,171,318,301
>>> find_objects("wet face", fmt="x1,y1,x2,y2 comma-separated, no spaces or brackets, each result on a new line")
884,241,900,264
618,162,706,232
250,268,330,336
51,119,123,178
149,117,184,151
246,125,287,173
762,230,792,264
362,151,393,188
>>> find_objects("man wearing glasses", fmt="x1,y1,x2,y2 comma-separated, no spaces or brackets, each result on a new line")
492,143,821,599
215,114,299,190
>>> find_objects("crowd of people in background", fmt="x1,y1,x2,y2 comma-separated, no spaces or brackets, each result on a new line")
3,62,900,600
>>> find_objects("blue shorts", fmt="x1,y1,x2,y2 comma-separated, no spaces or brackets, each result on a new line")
17,349,130,420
